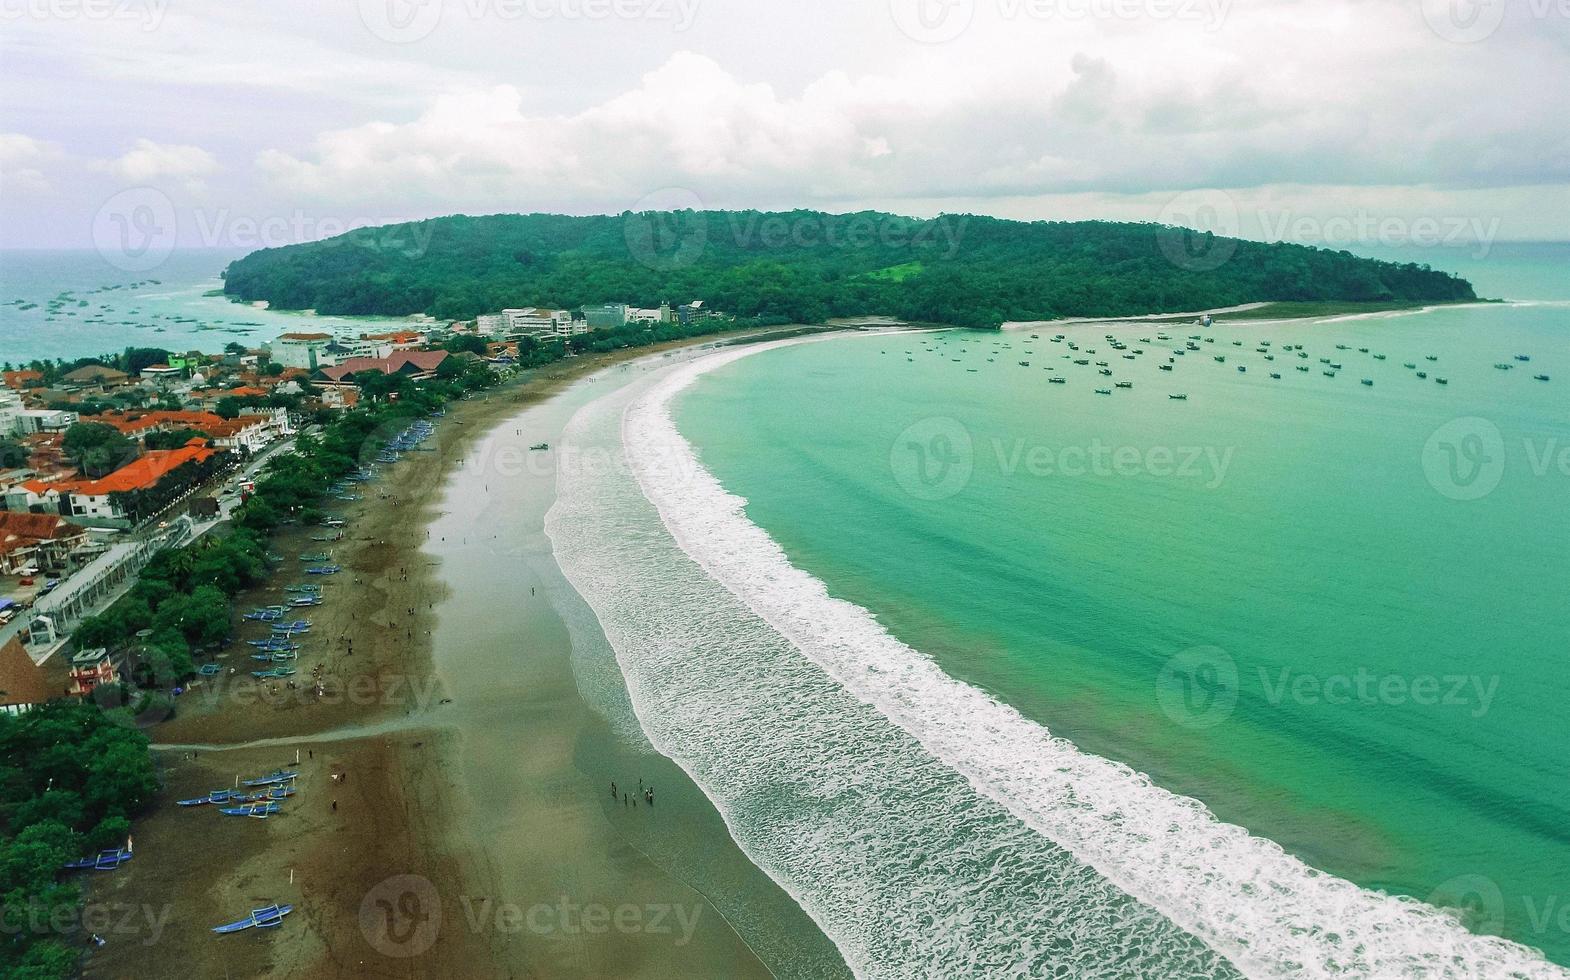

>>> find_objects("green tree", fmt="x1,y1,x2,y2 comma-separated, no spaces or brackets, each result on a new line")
0,440,28,468
61,422,137,478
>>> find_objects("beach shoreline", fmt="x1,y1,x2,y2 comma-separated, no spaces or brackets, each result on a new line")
85,328,847,979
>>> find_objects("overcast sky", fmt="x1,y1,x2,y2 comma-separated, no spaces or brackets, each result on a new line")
2,0,1567,252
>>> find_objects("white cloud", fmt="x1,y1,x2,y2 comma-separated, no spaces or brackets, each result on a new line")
0,133,62,194
96,138,218,190
254,3,1570,219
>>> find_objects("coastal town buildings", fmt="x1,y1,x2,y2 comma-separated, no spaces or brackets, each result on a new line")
93,408,291,453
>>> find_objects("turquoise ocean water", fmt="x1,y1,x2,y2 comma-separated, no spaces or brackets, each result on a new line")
0,249,414,364
641,242,1570,974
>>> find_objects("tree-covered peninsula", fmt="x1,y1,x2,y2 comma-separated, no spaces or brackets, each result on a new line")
221,211,1477,329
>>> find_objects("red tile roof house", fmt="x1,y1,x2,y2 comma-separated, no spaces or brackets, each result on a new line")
312,350,450,388
0,512,91,574
3,370,43,390
0,634,60,715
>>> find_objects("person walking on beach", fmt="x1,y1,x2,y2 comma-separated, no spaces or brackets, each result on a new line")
610,781,617,801
331,799,338,812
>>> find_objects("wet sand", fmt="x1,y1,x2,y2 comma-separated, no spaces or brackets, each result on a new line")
86,332,848,979
424,354,849,979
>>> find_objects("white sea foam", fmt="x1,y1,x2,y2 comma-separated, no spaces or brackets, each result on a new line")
603,340,1567,980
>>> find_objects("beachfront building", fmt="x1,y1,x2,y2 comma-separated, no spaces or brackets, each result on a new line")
584,304,629,330
50,443,222,522
270,332,334,370
475,313,506,335
66,647,116,696
0,636,55,715
312,350,451,388
503,308,583,339
676,300,719,325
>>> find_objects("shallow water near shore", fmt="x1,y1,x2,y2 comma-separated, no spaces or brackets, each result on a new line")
664,298,1569,971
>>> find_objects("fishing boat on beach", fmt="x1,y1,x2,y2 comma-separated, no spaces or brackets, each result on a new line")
212,904,293,934
218,801,283,818
241,770,297,787
62,848,132,871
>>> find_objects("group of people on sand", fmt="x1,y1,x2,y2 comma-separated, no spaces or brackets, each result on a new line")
610,778,655,809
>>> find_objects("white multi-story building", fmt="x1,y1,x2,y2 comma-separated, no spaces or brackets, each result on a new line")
503,308,583,339
475,313,506,335
17,409,76,434
270,332,334,370
0,386,21,437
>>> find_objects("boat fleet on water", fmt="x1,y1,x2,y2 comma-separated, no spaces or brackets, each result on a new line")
881,316,1550,398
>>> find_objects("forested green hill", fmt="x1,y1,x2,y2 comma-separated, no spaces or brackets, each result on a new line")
222,211,1476,328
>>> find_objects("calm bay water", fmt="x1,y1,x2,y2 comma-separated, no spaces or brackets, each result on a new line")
667,246,1570,970
0,249,414,364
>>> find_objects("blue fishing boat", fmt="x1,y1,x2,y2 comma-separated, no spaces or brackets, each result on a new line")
63,848,132,871
303,564,341,575
177,790,235,807
218,801,283,818
241,768,296,785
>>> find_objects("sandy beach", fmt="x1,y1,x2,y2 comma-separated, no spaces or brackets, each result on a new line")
82,331,848,979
